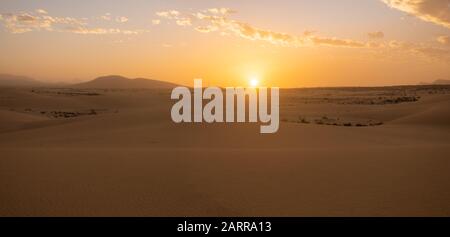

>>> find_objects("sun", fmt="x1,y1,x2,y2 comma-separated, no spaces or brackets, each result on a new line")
249,77,260,87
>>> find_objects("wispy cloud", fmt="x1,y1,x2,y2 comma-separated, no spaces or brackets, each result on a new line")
35,9,48,15
226,21,302,46
155,8,450,61
0,9,141,34
176,17,192,26
156,10,180,19
381,0,450,29
389,40,450,60
152,19,161,25
100,13,112,21
156,8,369,48
195,25,218,33
116,16,129,23
0,10,86,33
310,36,366,48
2,6,449,62
206,8,236,15
99,13,128,23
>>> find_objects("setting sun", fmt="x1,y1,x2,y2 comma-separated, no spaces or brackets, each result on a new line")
249,77,260,87
0,0,450,221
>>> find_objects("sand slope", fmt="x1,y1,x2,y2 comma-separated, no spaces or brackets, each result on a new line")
0,86,449,216
391,96,450,126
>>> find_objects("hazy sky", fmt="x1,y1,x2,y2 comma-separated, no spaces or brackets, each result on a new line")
0,0,449,87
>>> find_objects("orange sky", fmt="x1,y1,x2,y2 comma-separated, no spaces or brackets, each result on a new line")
0,0,449,87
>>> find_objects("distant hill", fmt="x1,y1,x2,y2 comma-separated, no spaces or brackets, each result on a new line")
418,79,450,85
0,74,44,87
74,75,178,89
433,79,450,85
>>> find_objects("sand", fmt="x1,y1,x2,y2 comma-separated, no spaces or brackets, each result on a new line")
0,85,449,216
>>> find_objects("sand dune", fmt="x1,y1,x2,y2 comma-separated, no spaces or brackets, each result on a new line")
0,85,449,216
0,110,50,132
391,96,450,126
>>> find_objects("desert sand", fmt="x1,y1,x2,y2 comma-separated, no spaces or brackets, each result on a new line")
0,83,449,216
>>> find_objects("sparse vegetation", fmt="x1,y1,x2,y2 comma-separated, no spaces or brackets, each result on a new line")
292,115,384,127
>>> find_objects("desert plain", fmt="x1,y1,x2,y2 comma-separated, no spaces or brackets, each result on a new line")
0,78,449,216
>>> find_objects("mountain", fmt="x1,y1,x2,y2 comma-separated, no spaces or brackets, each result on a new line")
0,74,44,87
433,79,450,85
74,75,178,89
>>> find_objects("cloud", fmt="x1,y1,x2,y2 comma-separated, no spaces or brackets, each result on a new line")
176,18,192,26
381,0,450,29
310,36,366,48
100,13,128,23
367,31,385,39
207,8,236,15
0,11,84,33
156,10,179,19
389,40,450,60
413,46,450,59
157,10,192,26
437,35,450,46
116,16,129,23
61,25,143,35
195,25,219,33
158,9,302,46
156,8,370,48
0,10,142,35
35,9,48,15
100,13,112,21
153,8,450,62
228,21,301,46
152,19,161,25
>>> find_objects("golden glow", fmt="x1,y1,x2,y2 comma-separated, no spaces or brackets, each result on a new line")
249,77,260,87
0,3,449,87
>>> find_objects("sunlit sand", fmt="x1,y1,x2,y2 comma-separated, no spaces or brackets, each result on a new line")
0,77,449,216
